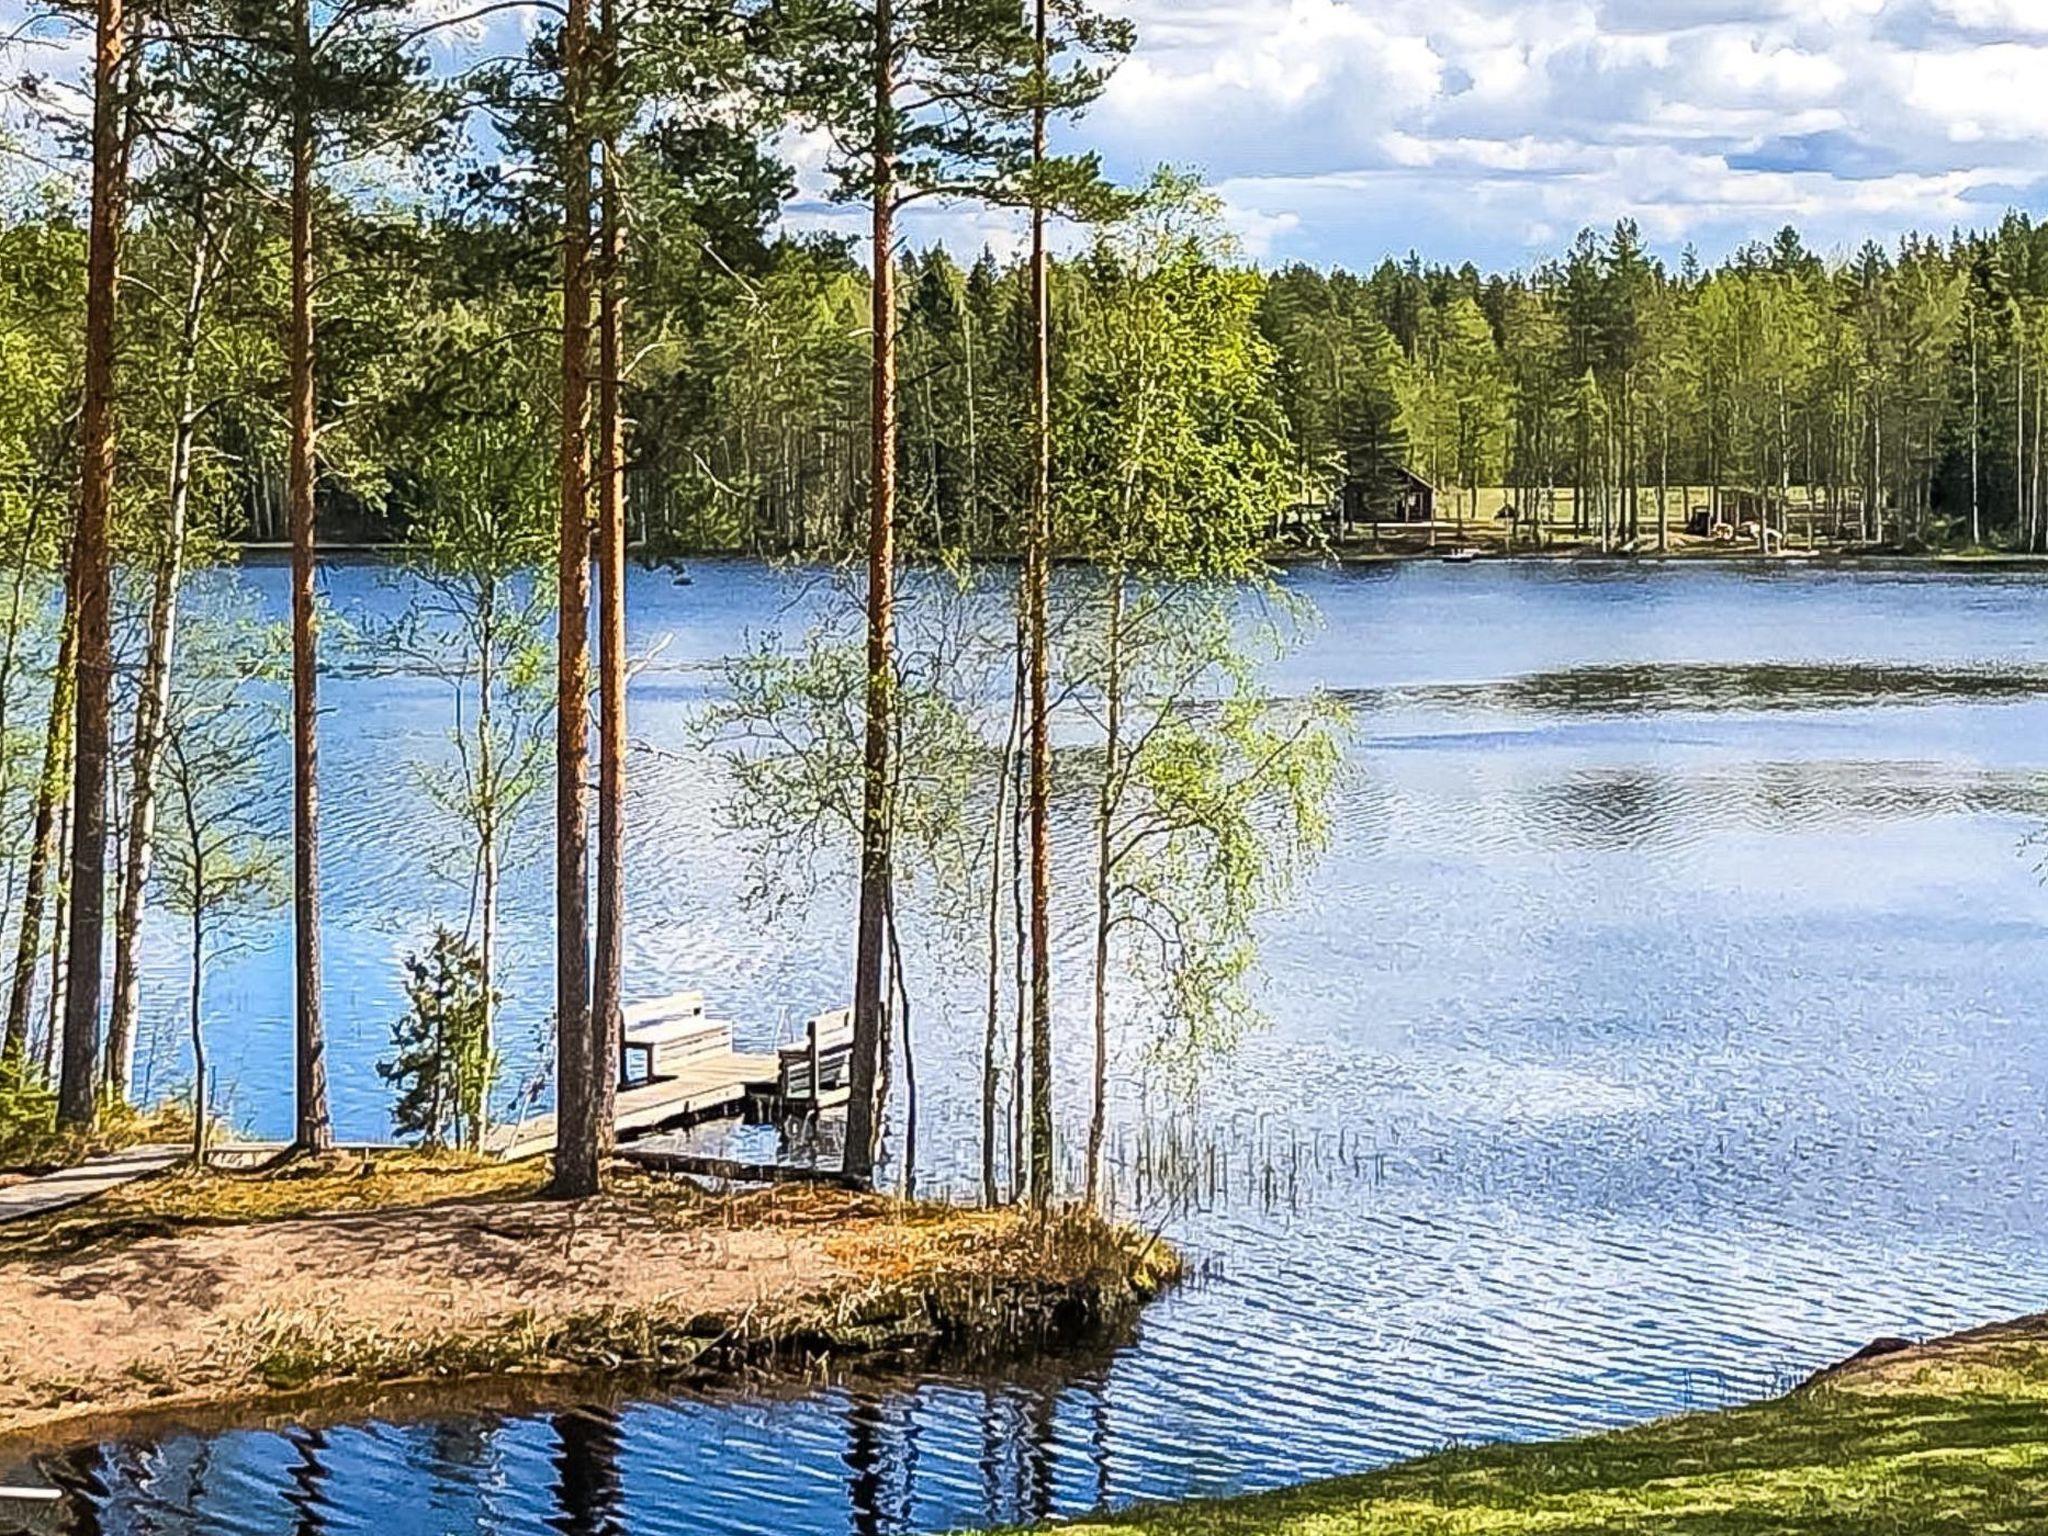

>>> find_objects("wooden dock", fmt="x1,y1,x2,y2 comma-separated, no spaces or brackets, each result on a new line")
483,990,857,1162
485,1049,777,1160
485,991,785,1161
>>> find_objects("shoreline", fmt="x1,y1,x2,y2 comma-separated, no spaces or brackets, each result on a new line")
223,540,2048,573
0,1156,1178,1453
1024,1313,2048,1534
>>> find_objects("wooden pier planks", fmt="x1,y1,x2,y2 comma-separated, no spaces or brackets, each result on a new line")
484,1049,778,1161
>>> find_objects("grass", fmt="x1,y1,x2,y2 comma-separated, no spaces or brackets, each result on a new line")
0,1147,544,1256
0,1082,198,1174
1036,1325,2048,1535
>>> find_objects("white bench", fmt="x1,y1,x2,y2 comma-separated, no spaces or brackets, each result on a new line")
620,992,732,1085
778,1006,854,1103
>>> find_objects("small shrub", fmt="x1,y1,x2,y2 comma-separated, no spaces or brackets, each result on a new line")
0,1056,58,1167
379,926,497,1151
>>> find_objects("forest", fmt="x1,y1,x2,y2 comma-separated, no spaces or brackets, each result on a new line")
7,92,2048,565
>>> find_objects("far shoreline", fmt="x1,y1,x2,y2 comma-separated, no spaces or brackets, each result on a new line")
225,540,2048,574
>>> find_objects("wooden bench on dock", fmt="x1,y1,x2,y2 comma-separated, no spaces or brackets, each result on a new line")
777,1007,854,1114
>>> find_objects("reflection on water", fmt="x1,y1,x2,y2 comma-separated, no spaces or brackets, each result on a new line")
1421,660,2048,715
25,1366,1121,1536
29,561,2048,1533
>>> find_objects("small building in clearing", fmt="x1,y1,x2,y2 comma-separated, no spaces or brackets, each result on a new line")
1339,464,1437,529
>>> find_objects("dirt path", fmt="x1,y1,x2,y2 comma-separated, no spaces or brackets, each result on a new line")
0,1187,856,1438
0,1147,185,1225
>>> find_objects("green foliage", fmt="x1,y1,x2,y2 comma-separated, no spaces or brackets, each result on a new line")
379,927,497,1153
703,574,995,920
1060,171,1291,576
0,1053,59,1166
1068,582,1345,1076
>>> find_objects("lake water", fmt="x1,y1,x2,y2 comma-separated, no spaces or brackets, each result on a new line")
23,560,2048,1534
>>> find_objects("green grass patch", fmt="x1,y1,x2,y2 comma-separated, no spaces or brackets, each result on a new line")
1036,1327,2048,1534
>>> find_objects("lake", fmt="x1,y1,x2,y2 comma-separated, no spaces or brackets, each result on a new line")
27,559,2048,1534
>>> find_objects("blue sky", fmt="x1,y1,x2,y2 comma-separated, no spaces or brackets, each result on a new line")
8,0,2048,272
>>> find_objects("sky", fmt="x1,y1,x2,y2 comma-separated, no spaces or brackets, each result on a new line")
6,0,2048,273
1054,0,2048,270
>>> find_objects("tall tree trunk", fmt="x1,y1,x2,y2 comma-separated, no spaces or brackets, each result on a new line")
5,592,77,1067
107,221,211,1102
1085,572,1123,1209
1009,637,1028,1203
2015,320,2025,545
1025,0,1055,1210
982,630,1021,1207
44,796,72,1080
181,775,206,1165
1970,305,1980,547
885,879,914,1197
58,0,127,1128
1657,419,1669,554
842,0,897,1188
551,0,599,1199
475,582,498,1152
288,0,332,1152
0,462,56,945
591,0,626,1160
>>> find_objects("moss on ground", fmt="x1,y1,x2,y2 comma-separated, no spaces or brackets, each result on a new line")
1035,1323,2048,1535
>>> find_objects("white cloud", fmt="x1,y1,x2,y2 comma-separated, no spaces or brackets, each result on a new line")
1067,0,2048,268
7,0,2046,271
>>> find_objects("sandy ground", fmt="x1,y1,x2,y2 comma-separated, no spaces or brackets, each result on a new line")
0,1182,882,1440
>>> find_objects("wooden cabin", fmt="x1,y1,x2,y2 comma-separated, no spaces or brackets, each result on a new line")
1338,464,1437,529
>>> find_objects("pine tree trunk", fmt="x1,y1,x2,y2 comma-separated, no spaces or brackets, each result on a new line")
107,221,210,1102
476,603,497,1153
551,0,599,1199
58,0,127,1129
1009,631,1028,1203
1025,0,1056,1210
842,0,897,1188
288,0,331,1152
591,0,626,1161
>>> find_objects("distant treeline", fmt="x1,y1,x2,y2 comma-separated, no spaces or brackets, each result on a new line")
7,192,2048,561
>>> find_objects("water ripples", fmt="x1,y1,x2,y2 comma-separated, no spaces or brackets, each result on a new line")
27,561,2048,1534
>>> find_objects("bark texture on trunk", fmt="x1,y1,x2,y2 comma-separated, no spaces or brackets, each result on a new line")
58,0,127,1128
1025,0,1055,1208
591,21,626,1158
842,1,897,1188
551,0,599,1199
5,588,77,1067
981,651,1021,1207
288,0,332,1153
